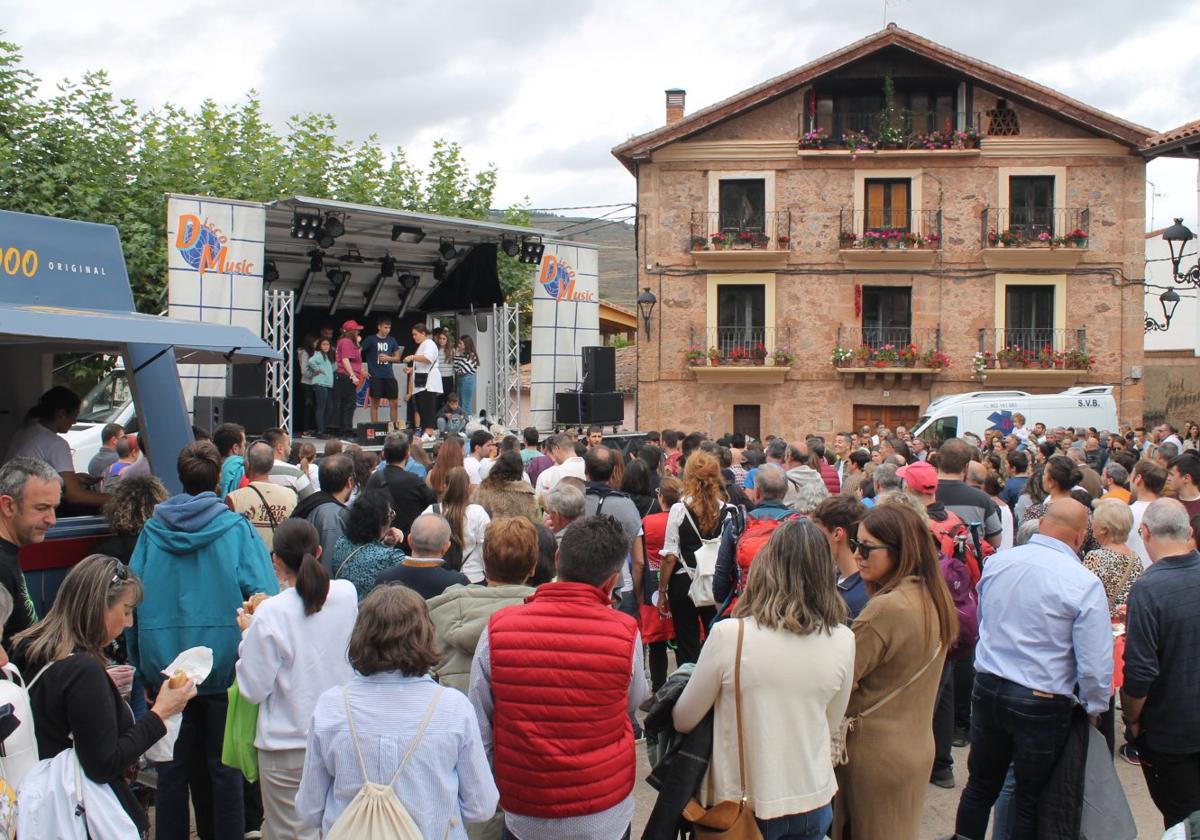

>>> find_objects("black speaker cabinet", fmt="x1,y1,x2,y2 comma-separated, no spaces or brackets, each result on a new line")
581,346,616,393
194,396,279,437
554,391,623,426
355,422,391,446
227,363,266,398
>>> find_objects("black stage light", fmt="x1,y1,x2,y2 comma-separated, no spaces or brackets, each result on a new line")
501,235,519,257
309,250,324,272
438,238,458,260
434,261,446,281
323,213,345,239
264,261,280,283
519,238,545,264
380,255,396,277
290,211,322,240
391,224,426,243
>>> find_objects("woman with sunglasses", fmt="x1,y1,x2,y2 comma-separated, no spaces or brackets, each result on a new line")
330,489,406,602
13,554,195,833
832,503,958,840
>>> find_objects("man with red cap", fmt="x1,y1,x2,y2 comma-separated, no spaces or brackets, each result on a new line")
332,320,365,436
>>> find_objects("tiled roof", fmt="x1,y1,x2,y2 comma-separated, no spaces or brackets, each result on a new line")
1142,118,1200,152
612,23,1154,171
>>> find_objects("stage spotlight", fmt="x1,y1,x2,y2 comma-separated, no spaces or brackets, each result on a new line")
434,261,447,281
399,273,421,292
323,213,345,239
391,224,426,243
326,267,343,285
316,227,336,249
501,235,519,257
380,255,396,277
264,261,280,283
519,238,545,264
309,250,324,272
290,212,322,240
438,238,458,260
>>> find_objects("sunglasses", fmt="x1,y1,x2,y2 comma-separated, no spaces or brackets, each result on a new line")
848,538,894,557
109,563,130,587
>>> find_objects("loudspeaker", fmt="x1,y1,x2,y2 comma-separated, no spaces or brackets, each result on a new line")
194,396,279,437
554,391,623,425
581,346,616,393
228,363,266,398
355,422,391,445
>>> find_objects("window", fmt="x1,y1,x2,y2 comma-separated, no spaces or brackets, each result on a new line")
716,284,765,356
1009,175,1054,237
864,178,911,231
718,179,765,235
733,405,761,440
861,286,911,347
813,90,957,136
1005,284,1055,351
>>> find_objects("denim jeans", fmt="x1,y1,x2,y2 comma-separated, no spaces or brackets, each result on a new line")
154,693,245,840
757,803,832,840
313,385,331,434
991,764,1017,840
954,673,1075,840
456,373,476,416
933,658,955,774
1138,739,1200,829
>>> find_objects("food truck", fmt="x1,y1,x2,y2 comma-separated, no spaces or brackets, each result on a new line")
0,208,278,611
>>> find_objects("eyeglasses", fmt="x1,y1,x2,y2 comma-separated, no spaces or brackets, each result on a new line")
848,538,894,557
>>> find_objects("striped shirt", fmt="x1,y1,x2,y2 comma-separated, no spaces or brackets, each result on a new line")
270,460,314,500
296,673,499,838
437,348,454,377
453,354,478,377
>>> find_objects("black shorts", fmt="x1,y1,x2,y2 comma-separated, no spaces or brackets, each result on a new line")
368,377,399,400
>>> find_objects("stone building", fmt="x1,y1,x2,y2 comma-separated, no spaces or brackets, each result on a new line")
613,25,1152,439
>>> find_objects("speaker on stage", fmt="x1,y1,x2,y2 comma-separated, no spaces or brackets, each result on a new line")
194,396,279,437
228,363,266,398
581,346,616,393
555,391,623,426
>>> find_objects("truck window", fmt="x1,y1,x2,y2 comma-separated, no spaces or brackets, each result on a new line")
77,369,130,424
929,416,957,444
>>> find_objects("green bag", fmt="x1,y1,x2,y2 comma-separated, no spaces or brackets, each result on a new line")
221,682,260,782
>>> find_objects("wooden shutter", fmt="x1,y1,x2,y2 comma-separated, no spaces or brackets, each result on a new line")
889,182,909,230
866,182,885,229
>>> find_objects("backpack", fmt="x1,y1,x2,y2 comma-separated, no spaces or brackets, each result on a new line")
0,662,39,793
929,510,990,584
930,513,980,655
680,506,724,608
326,685,444,840
722,511,803,616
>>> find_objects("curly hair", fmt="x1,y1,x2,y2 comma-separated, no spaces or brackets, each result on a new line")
345,489,392,545
103,475,169,535
682,450,724,533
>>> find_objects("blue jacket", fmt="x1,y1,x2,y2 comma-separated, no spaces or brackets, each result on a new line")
219,456,244,499
128,492,278,694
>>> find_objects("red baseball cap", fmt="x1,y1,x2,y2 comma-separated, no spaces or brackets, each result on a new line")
341,319,364,331
897,461,938,494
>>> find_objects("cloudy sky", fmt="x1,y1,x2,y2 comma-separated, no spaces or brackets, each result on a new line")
3,0,1198,226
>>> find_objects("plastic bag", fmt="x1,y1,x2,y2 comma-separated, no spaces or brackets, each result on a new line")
220,682,259,782
144,647,213,764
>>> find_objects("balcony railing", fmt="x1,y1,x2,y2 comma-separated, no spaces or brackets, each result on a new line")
686,326,793,365
980,207,1090,248
838,209,942,248
689,211,792,251
833,326,948,370
977,327,1090,365
799,111,984,150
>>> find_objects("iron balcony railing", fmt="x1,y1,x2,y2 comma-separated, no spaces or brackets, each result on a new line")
837,209,942,248
688,326,793,364
805,110,979,140
689,210,792,251
978,327,1087,355
837,326,942,353
980,207,1090,247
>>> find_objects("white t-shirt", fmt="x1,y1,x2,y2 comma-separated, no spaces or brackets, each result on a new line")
235,580,358,751
414,338,443,394
1128,499,1152,569
227,481,298,550
463,456,484,485
4,422,74,474
422,501,490,583
534,456,586,501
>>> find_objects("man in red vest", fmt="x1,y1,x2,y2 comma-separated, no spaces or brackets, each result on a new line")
468,514,647,840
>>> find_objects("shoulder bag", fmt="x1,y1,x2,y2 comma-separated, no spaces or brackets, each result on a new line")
831,642,942,766
247,484,279,533
682,619,762,840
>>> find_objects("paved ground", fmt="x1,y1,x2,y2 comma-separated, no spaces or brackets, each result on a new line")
631,740,1165,838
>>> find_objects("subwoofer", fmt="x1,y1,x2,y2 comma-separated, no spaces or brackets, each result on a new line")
581,346,616,393
194,396,279,437
554,391,623,426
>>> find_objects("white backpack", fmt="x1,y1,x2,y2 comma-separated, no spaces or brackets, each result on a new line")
326,685,444,840
0,662,39,792
681,506,722,608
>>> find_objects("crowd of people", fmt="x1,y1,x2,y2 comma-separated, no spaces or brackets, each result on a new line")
0,393,1199,839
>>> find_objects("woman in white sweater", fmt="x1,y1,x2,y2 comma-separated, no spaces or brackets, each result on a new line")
236,518,357,840
673,518,855,840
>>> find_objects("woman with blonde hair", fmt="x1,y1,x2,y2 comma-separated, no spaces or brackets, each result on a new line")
673,518,854,839
657,450,736,665
833,503,957,840
423,466,490,583
14,555,194,833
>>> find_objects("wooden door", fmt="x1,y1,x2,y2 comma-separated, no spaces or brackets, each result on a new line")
733,405,761,440
853,404,920,433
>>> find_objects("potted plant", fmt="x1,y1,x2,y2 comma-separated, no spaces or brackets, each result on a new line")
843,129,875,154
707,346,723,365
831,347,853,367
774,347,795,366
778,235,791,249
734,231,754,249
998,345,1029,368
728,346,753,365
971,351,993,381
1063,348,1093,370
1067,228,1088,247
685,344,706,365
1036,231,1052,246
873,343,899,367
922,232,941,249
751,232,771,249
799,127,829,150
710,233,728,250
999,228,1024,248
752,342,768,365
690,235,708,251
839,231,857,248
897,344,918,366
987,229,1000,247
1036,345,1057,369
903,232,920,249
920,349,951,371
853,345,873,367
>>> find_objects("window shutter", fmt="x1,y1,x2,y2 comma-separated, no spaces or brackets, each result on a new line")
866,182,885,229
889,182,909,229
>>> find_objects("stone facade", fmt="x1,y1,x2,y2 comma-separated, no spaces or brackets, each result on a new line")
624,47,1148,438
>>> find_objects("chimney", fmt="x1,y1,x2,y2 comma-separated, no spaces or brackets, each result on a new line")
665,89,686,125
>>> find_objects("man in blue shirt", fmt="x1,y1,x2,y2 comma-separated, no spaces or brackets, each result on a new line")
954,499,1112,840
361,317,401,428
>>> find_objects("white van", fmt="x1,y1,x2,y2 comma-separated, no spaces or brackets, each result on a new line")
913,386,1119,443
61,362,136,474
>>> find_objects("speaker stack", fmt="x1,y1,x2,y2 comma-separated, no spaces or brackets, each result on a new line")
194,396,279,437
554,346,623,426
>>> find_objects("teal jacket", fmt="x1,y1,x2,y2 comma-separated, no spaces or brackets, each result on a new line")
219,456,244,498
128,492,278,694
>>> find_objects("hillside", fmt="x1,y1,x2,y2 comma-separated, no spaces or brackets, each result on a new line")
524,212,638,305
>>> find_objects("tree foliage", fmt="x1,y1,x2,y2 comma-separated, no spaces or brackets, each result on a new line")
0,37,533,312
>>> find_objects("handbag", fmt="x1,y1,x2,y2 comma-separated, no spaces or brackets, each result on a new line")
682,619,763,840
831,642,942,767
220,683,260,783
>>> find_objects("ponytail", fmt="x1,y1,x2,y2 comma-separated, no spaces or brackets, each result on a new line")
270,519,329,616
294,551,330,616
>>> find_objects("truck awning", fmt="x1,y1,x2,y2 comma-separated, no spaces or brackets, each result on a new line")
0,304,280,364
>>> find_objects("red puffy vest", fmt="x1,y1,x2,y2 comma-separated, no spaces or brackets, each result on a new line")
487,582,639,819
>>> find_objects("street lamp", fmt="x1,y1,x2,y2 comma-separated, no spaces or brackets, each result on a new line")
1145,287,1181,332
636,287,657,338
1163,218,1199,286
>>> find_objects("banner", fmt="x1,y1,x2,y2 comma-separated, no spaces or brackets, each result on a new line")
529,242,600,429
166,194,266,410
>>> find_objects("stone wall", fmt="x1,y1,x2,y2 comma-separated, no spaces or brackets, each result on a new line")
1143,352,1200,428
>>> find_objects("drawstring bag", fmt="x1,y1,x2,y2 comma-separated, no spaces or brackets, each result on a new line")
325,686,444,840
220,683,260,783
680,507,722,608
682,620,762,840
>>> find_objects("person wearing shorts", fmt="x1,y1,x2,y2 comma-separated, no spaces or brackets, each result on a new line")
362,318,401,428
